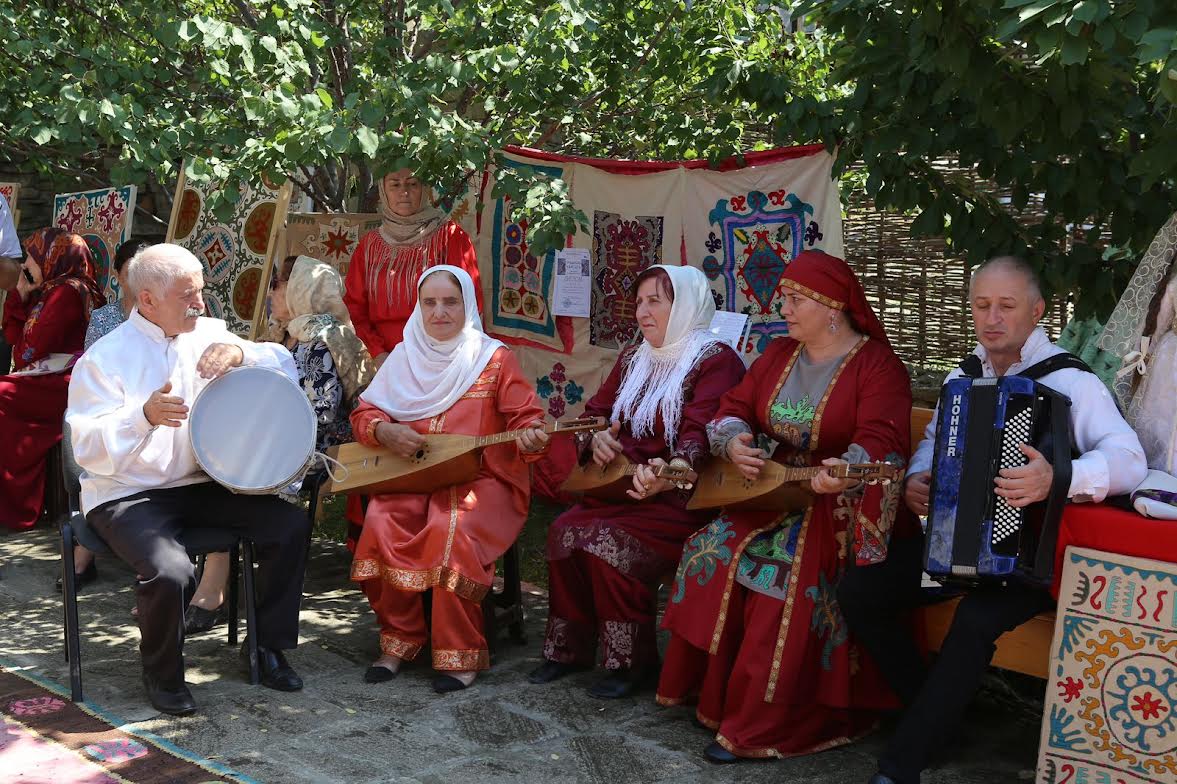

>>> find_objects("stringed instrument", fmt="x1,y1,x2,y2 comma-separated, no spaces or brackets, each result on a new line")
686,460,902,512
325,416,606,496
560,455,698,502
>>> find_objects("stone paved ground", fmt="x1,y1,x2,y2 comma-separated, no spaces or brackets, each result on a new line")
0,527,1044,783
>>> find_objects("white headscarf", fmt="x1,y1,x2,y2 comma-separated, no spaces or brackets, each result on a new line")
359,264,504,421
611,264,721,448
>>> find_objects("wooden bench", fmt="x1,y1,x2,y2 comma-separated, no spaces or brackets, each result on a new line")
909,406,1055,679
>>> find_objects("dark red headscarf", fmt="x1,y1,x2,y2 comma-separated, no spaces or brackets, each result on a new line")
23,227,105,317
781,249,891,347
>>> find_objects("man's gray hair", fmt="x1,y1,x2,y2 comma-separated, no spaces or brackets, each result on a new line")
968,255,1043,302
125,243,204,297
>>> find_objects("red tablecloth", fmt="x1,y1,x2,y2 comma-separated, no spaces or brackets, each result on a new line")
1051,502,1177,597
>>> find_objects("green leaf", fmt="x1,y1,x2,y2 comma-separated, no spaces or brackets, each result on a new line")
356,126,379,158
1060,35,1090,65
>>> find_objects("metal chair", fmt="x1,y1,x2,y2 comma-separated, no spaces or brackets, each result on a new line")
59,419,260,702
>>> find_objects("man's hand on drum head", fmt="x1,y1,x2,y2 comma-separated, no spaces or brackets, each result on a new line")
726,432,765,481
196,343,245,380
143,381,188,428
375,422,427,458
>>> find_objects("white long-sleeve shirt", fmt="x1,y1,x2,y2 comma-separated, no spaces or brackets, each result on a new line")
66,309,298,514
910,327,1146,503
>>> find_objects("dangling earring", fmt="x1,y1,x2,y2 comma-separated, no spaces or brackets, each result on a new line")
828,315,838,333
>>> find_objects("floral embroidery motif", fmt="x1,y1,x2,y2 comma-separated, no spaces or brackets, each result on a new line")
805,572,848,671
380,632,422,660
770,394,816,426
83,739,150,763
735,514,802,599
551,520,666,581
542,616,587,664
433,648,490,671
602,620,639,670
672,517,736,603
7,696,65,716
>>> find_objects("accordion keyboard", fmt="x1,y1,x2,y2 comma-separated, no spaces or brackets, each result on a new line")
992,406,1032,545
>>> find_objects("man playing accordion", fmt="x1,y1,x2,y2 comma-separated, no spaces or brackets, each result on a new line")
837,256,1147,784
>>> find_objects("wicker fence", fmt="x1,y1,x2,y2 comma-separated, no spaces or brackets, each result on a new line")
843,189,1070,378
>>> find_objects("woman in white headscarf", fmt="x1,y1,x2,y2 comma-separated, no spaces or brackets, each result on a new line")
529,265,746,699
349,265,547,693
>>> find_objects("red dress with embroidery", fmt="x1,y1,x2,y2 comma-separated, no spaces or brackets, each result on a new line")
348,347,543,670
0,286,89,529
540,343,746,671
656,336,916,758
343,222,482,356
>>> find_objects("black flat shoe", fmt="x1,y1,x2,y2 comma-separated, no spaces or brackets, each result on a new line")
241,641,303,692
703,741,740,764
364,665,398,683
183,603,225,635
432,674,470,693
587,666,657,699
55,561,98,593
527,660,588,684
142,673,196,717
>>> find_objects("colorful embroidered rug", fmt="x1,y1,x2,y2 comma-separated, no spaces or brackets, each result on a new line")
1036,547,1177,784
0,665,254,783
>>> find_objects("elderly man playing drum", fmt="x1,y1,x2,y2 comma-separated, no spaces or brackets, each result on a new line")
66,243,311,717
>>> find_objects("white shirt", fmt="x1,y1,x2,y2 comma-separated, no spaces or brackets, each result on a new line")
910,327,1146,503
66,309,298,514
0,194,19,259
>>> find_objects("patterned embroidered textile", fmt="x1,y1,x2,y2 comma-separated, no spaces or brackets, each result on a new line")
166,165,291,336
590,212,664,348
52,186,136,303
432,648,491,671
284,212,381,277
83,302,125,351
1036,547,1177,784
601,620,640,670
735,514,804,600
548,517,668,582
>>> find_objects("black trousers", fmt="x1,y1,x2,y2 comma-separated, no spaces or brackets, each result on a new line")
836,534,1054,784
88,482,310,685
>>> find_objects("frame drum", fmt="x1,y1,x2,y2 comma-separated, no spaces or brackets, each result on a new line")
190,366,317,494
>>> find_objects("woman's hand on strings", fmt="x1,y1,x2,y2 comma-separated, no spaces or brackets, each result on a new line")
591,420,623,467
726,432,765,481
812,457,858,495
376,422,427,458
516,423,550,454
628,457,675,501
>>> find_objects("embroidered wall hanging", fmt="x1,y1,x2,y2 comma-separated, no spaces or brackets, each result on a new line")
165,164,292,338
52,186,137,302
283,212,381,277
1036,546,1177,784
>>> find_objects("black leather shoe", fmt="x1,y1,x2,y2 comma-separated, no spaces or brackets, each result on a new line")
364,665,398,684
241,642,303,692
703,741,741,764
142,673,196,716
56,560,98,593
867,775,902,784
183,603,225,636
586,667,656,699
432,674,470,693
527,660,588,684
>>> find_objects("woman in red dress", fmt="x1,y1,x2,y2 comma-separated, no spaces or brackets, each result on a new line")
349,265,547,692
529,265,746,698
656,250,915,762
0,227,104,529
343,168,483,550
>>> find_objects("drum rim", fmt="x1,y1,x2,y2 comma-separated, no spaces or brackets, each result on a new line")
190,365,318,493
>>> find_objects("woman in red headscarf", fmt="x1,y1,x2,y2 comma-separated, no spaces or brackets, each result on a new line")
0,227,104,530
656,251,916,762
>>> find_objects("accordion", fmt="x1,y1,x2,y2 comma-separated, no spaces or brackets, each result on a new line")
924,372,1073,586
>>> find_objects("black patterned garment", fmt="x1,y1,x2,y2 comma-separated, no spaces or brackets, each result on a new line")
291,337,353,453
